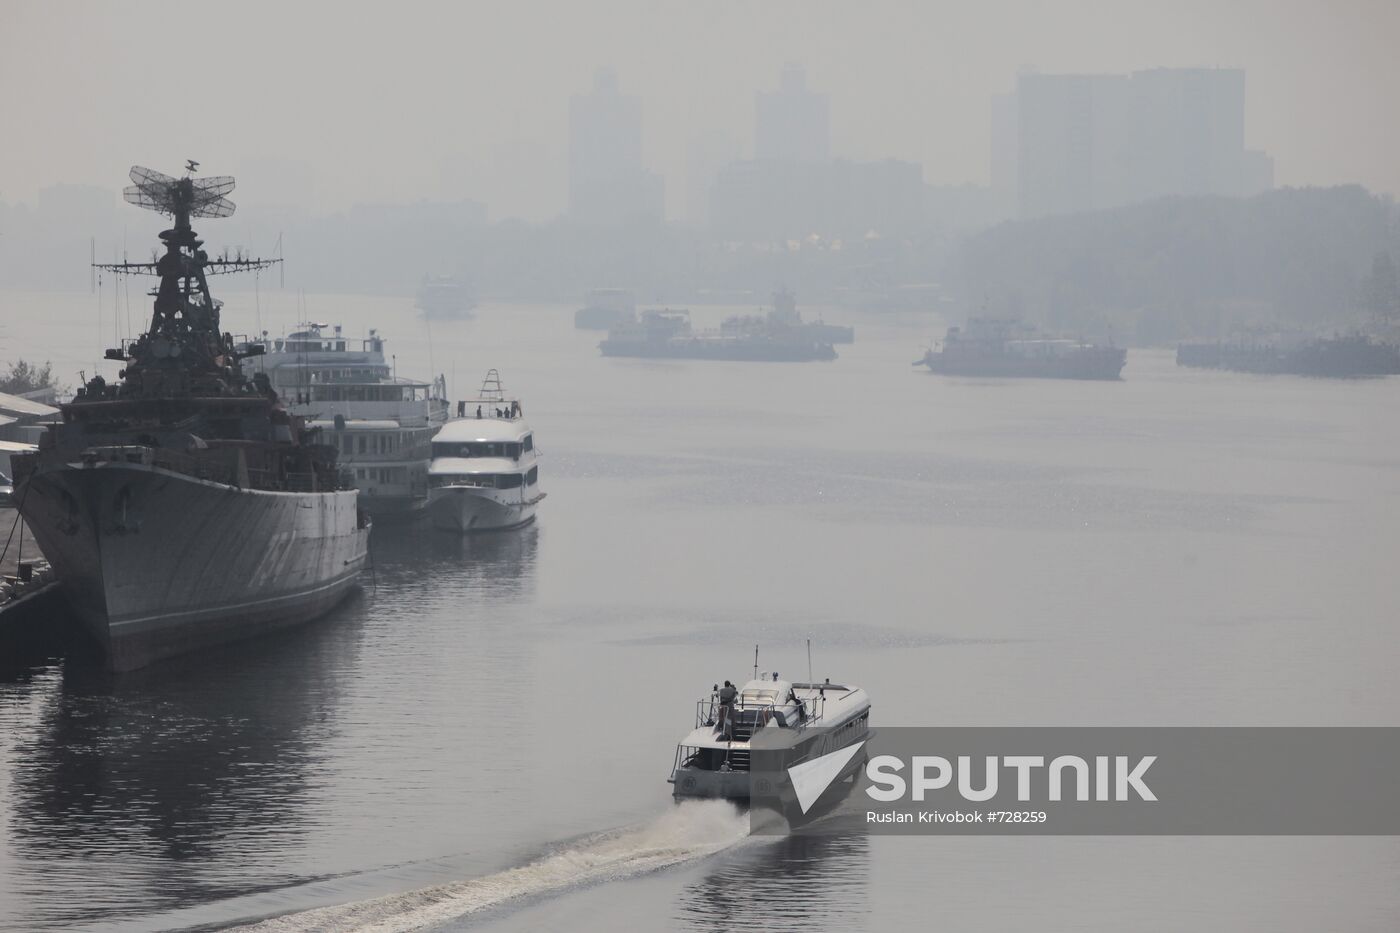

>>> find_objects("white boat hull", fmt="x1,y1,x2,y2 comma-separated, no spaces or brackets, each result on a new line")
18,461,369,671
427,486,542,533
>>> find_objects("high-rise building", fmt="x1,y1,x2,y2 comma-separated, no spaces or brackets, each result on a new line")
1130,68,1245,202
1241,149,1276,197
1015,74,1104,219
755,64,830,163
1006,67,1265,219
568,68,664,225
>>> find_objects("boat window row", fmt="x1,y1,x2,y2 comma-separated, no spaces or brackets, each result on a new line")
337,431,429,456
432,437,531,459
270,366,386,389
353,465,418,485
430,467,539,490
313,385,430,402
273,339,348,353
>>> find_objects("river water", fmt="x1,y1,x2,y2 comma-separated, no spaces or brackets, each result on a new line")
1,291,1398,931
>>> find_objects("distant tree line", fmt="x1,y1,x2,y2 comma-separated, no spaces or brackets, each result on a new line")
0,360,60,396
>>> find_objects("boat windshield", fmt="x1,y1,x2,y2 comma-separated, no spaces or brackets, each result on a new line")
433,441,522,458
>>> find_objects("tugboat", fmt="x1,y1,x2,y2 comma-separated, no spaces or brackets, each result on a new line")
669,662,871,803
11,164,370,671
427,371,544,532
916,317,1126,380
600,309,838,362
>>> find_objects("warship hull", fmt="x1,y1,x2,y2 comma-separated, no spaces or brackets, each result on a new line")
18,460,368,671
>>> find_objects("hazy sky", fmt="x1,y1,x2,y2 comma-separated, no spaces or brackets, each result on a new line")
3,0,1398,221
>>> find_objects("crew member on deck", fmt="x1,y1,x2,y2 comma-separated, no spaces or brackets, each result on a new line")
716,680,738,739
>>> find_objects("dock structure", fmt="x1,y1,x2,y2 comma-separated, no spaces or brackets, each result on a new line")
0,506,60,627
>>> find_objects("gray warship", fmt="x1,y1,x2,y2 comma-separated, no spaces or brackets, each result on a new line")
916,317,1126,380
1176,335,1400,377
12,164,370,671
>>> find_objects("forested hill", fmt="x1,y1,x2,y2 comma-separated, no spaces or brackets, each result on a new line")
956,186,1400,345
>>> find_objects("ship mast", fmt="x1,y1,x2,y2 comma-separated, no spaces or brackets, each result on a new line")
91,163,280,396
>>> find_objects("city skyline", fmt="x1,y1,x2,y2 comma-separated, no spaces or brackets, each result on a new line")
2,0,1399,223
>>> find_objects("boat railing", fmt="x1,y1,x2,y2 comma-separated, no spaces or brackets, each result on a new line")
451,402,523,421
244,469,325,493
78,445,343,493
692,693,826,735
82,445,240,487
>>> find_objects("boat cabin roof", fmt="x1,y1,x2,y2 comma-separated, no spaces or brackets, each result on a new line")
435,418,530,444
429,456,526,475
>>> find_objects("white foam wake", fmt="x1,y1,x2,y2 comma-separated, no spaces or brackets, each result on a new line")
231,800,749,933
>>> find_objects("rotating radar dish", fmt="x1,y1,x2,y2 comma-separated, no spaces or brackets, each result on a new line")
122,164,238,220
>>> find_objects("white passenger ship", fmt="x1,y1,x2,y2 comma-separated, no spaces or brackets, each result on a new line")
669,670,871,802
256,324,449,518
427,371,544,532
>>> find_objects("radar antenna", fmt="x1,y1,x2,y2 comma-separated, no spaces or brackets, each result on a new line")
91,164,279,389
99,164,279,279
124,164,236,224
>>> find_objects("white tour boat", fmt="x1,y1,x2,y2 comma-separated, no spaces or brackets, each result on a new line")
255,324,450,519
669,666,872,802
427,371,544,532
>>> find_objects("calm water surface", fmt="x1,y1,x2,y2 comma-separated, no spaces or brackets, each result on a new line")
1,291,1398,931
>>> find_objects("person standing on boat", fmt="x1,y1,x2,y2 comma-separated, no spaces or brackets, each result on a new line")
716,680,738,739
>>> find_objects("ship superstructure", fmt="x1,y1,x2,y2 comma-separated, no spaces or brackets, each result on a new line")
721,289,853,345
